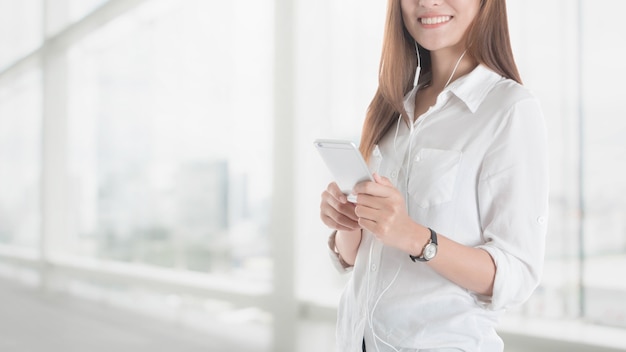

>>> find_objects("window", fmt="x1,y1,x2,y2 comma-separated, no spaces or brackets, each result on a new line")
0,69,42,248
294,0,386,306
1,0,625,348
61,0,274,281
45,0,108,35
578,0,626,327
0,0,42,70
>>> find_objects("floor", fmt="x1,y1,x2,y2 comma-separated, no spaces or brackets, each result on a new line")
0,277,265,352
1,276,625,352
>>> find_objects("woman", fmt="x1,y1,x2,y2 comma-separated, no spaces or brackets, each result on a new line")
320,0,549,351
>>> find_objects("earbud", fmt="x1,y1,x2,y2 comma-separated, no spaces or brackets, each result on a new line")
413,41,421,87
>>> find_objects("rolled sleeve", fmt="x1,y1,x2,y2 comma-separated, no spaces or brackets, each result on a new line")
328,231,354,273
475,98,549,310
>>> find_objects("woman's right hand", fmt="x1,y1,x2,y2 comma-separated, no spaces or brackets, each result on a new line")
320,182,361,231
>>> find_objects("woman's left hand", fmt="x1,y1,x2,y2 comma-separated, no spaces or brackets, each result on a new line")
352,173,421,251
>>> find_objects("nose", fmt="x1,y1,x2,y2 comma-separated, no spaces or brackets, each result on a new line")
418,0,442,7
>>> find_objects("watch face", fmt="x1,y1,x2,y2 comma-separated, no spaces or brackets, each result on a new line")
423,243,438,260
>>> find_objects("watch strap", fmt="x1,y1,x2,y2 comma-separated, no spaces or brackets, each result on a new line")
409,227,438,262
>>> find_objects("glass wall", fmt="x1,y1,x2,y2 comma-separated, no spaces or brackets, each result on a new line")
294,0,387,307
45,0,108,35
0,0,42,70
1,0,274,283
505,0,583,322
0,0,625,348
60,0,274,281
0,69,42,248
579,0,626,327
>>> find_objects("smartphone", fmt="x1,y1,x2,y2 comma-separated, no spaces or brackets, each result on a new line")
314,139,374,202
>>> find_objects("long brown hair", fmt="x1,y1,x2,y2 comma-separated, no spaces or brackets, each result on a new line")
359,0,521,161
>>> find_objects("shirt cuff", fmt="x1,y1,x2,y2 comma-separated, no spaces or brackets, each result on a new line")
328,231,353,273
474,244,540,311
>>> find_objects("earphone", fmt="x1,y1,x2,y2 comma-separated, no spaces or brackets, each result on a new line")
366,238,402,352
412,41,467,90
364,43,423,352
413,41,422,88
365,42,467,352
395,43,467,198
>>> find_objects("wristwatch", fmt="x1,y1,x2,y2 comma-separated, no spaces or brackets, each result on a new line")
410,228,438,262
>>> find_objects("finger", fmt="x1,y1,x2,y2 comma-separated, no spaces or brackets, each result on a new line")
357,217,378,235
354,176,397,199
321,195,359,227
353,193,382,211
352,180,381,197
322,213,360,231
322,191,359,222
335,224,359,232
373,173,393,186
354,203,379,222
327,182,347,204
339,202,360,222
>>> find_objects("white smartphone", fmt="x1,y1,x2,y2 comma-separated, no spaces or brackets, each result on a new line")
314,139,374,202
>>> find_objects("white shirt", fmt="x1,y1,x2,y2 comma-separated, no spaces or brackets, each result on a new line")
332,65,549,352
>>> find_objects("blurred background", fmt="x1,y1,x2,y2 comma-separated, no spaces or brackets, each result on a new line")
0,0,625,351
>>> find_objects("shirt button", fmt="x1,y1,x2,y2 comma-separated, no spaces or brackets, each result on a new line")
415,156,421,162
371,264,377,272
390,171,398,178
373,148,381,157
537,216,546,225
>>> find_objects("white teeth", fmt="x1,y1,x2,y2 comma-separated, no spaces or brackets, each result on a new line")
420,16,451,25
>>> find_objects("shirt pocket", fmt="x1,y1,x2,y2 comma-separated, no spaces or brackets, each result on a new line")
408,148,462,208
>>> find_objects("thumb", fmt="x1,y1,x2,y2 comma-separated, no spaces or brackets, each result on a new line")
373,173,393,186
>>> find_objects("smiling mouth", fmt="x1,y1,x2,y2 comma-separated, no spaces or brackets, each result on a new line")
419,16,452,25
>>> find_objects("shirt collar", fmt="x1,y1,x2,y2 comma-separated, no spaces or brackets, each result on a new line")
402,64,504,121
446,64,503,113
